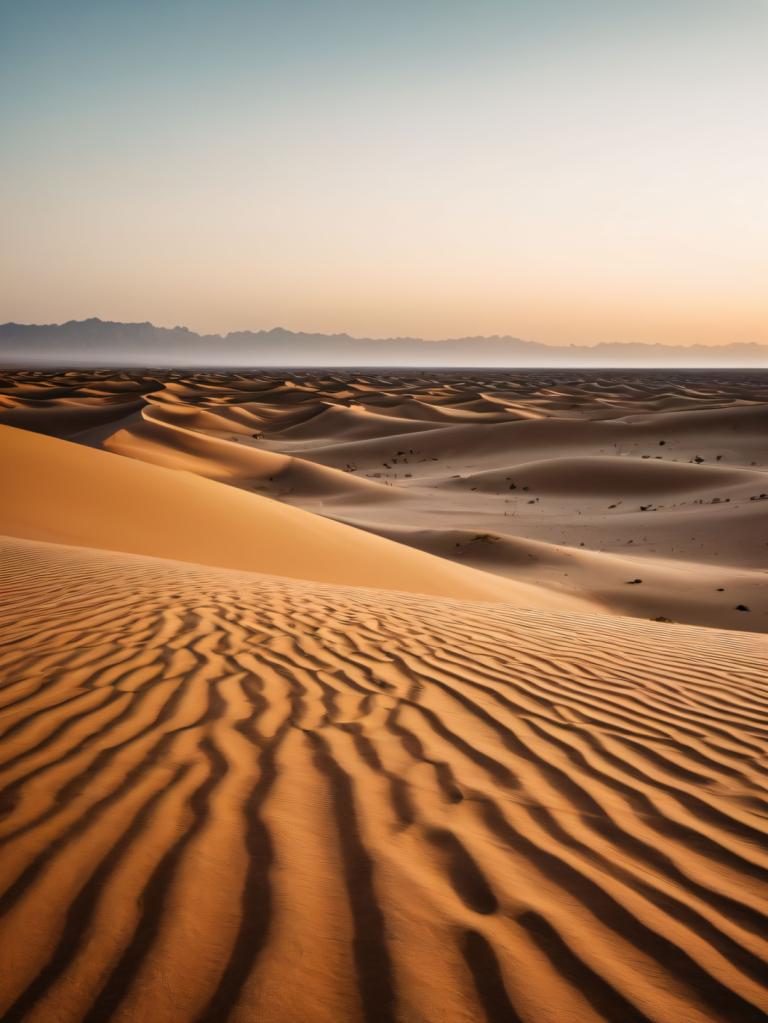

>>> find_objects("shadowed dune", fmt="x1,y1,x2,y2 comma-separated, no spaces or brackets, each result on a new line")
102,412,406,505
0,535,766,1022
1,424,554,604
2,367,767,629
439,455,765,497
335,523,768,630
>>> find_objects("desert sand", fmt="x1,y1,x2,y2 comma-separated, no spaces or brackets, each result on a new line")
1,369,767,1022
3,368,766,629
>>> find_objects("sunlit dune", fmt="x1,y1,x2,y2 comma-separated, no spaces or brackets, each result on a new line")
1,536,767,1022
1,368,767,1022
1,424,547,604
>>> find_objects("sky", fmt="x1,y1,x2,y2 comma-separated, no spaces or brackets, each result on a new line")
1,0,766,347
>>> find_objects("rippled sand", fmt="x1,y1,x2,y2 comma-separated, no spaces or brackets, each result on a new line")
1,370,767,1022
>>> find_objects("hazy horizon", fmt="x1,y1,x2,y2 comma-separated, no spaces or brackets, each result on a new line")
3,317,768,370
5,315,768,350
2,1,767,353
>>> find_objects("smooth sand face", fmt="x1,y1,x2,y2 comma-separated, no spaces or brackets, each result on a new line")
0,423,588,609
1,369,767,1022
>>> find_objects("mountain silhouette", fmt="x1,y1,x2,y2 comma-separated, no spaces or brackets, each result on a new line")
1,318,766,367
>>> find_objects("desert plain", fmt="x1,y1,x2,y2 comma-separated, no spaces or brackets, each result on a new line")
1,368,767,1022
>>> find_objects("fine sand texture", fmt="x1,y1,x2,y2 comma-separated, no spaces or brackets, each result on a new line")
0,537,767,1023
1,369,768,1022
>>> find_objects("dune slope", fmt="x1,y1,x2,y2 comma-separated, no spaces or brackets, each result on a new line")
0,535,766,1023
0,424,554,604
3,368,767,629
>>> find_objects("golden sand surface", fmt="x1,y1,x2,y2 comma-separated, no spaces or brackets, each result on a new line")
1,369,766,1021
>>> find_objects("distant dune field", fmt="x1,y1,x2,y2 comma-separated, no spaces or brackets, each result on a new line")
3,367,766,628
1,369,767,1022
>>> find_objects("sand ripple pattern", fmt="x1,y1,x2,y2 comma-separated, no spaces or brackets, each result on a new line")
1,536,767,1022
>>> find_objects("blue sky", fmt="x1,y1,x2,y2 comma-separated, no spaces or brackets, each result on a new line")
1,0,766,344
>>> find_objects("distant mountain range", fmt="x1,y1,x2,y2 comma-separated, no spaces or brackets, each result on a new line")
1,319,767,368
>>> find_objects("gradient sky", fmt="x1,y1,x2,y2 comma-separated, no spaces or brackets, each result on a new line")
1,0,766,345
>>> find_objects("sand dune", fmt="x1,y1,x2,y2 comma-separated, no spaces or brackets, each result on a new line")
349,524,768,630
102,412,404,505
264,403,443,444
440,455,765,497
0,423,567,605
0,535,766,1022
1,368,767,1022
2,368,767,629
0,397,145,437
